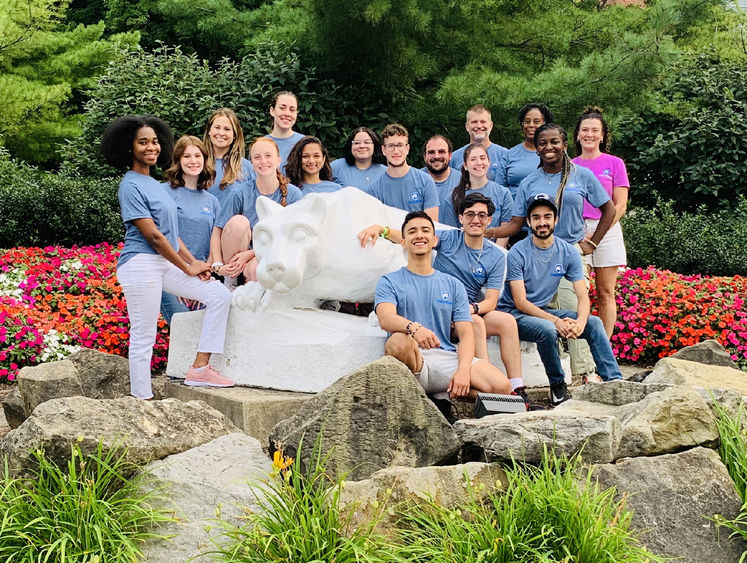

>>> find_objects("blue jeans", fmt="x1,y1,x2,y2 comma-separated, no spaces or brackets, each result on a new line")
514,308,622,386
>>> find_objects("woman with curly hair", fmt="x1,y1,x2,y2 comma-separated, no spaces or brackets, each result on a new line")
210,137,303,289
286,136,341,194
101,116,233,398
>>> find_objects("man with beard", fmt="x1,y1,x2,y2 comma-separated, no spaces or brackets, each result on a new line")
367,124,439,221
421,135,460,224
450,105,508,183
497,193,622,406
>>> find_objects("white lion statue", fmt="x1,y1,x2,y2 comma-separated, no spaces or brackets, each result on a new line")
232,187,415,311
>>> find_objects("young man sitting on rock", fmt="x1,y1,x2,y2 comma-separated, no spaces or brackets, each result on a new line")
370,211,511,420
497,193,623,406
359,192,538,409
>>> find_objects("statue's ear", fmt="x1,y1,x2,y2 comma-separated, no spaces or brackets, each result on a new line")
305,193,327,222
256,196,283,221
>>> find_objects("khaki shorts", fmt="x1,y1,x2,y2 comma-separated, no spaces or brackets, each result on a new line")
583,219,627,268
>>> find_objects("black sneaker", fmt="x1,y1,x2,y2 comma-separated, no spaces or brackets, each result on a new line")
512,386,547,411
427,395,458,425
549,382,572,407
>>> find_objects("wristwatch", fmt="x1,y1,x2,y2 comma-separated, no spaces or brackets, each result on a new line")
211,262,224,274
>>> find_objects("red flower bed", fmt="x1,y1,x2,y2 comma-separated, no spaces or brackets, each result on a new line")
598,267,747,369
0,244,169,381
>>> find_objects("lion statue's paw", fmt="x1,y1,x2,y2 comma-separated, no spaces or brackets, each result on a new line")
232,282,266,311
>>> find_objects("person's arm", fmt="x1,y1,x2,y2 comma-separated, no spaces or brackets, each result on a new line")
509,279,576,338
132,218,209,278
375,302,440,349
580,200,615,255
209,226,224,268
425,206,438,223
485,215,523,239
448,320,474,397
566,278,591,338
611,186,628,225
357,224,402,247
475,288,499,314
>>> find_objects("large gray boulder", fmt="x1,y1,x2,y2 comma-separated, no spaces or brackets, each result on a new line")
671,339,739,368
16,349,142,420
0,396,239,475
455,411,621,464
568,379,670,406
647,357,747,395
2,388,25,430
592,447,746,562
269,356,461,481
139,433,272,562
338,462,507,536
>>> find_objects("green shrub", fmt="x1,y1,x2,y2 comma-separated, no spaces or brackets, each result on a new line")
622,197,747,276
394,449,660,563
616,53,747,211
0,151,121,247
60,42,389,177
0,442,173,561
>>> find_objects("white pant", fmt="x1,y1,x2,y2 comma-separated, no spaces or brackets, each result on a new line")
117,253,231,399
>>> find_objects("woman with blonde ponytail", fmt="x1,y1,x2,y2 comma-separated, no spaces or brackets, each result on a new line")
203,108,254,206
487,123,616,383
573,106,630,339
209,137,302,289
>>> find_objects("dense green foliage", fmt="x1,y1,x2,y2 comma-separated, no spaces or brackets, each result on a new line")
60,42,388,177
0,0,138,165
621,197,747,276
616,53,747,210
0,150,121,247
0,443,173,560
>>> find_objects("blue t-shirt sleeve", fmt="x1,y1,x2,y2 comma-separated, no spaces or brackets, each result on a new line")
422,175,439,209
286,184,303,204
499,189,513,223
215,188,242,229
374,275,398,308
565,247,584,283
505,248,525,282
120,181,152,223
486,249,506,290
452,281,472,323
512,179,529,217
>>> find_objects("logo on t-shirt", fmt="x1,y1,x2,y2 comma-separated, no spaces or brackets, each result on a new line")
472,264,486,282
601,168,611,178
200,206,213,215
551,264,564,277
437,291,453,305
408,191,423,205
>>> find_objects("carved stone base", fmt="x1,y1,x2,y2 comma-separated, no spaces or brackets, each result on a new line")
166,308,387,392
487,339,572,387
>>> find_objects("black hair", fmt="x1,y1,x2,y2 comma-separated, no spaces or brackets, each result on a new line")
100,115,173,170
452,143,487,218
573,105,611,155
341,127,386,166
401,211,434,234
459,192,495,216
422,134,453,155
518,103,554,125
285,136,333,188
534,123,573,218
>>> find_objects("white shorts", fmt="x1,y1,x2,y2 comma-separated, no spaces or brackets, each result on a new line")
414,348,480,393
583,219,627,268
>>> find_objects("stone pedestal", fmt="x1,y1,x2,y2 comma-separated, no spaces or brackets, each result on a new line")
166,308,387,392
487,338,571,387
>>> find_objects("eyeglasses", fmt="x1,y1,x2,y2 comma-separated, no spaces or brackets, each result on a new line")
351,140,374,146
384,143,408,151
523,119,544,126
463,211,489,221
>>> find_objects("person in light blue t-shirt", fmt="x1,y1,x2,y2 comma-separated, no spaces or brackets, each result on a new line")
450,105,508,182
285,135,342,195
498,194,622,406
367,123,439,221
203,108,255,207
264,91,304,171
210,137,302,290
331,127,387,190
372,211,510,407
103,115,232,399
420,135,461,223
159,136,222,324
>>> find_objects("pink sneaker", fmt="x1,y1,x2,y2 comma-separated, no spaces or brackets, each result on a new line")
185,364,234,388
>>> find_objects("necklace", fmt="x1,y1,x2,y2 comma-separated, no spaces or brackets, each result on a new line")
532,240,556,264
467,239,485,276
541,169,560,184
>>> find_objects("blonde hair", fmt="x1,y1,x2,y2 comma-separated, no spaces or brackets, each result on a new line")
165,135,215,190
202,108,246,189
248,137,289,206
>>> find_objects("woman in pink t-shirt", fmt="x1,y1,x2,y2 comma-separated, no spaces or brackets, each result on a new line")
572,106,629,339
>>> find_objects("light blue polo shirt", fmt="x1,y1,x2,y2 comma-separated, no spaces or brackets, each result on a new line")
366,167,439,213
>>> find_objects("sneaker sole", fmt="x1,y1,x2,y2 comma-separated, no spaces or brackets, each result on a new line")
184,380,234,388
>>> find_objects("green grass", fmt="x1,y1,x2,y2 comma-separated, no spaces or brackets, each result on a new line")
213,439,660,563
392,448,660,563
0,442,174,562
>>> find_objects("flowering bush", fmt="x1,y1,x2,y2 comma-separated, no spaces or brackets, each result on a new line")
0,244,169,381
600,267,747,369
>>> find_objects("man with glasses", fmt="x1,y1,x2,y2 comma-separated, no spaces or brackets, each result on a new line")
359,192,537,412
498,193,623,406
450,105,508,183
421,135,461,225
367,123,439,221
